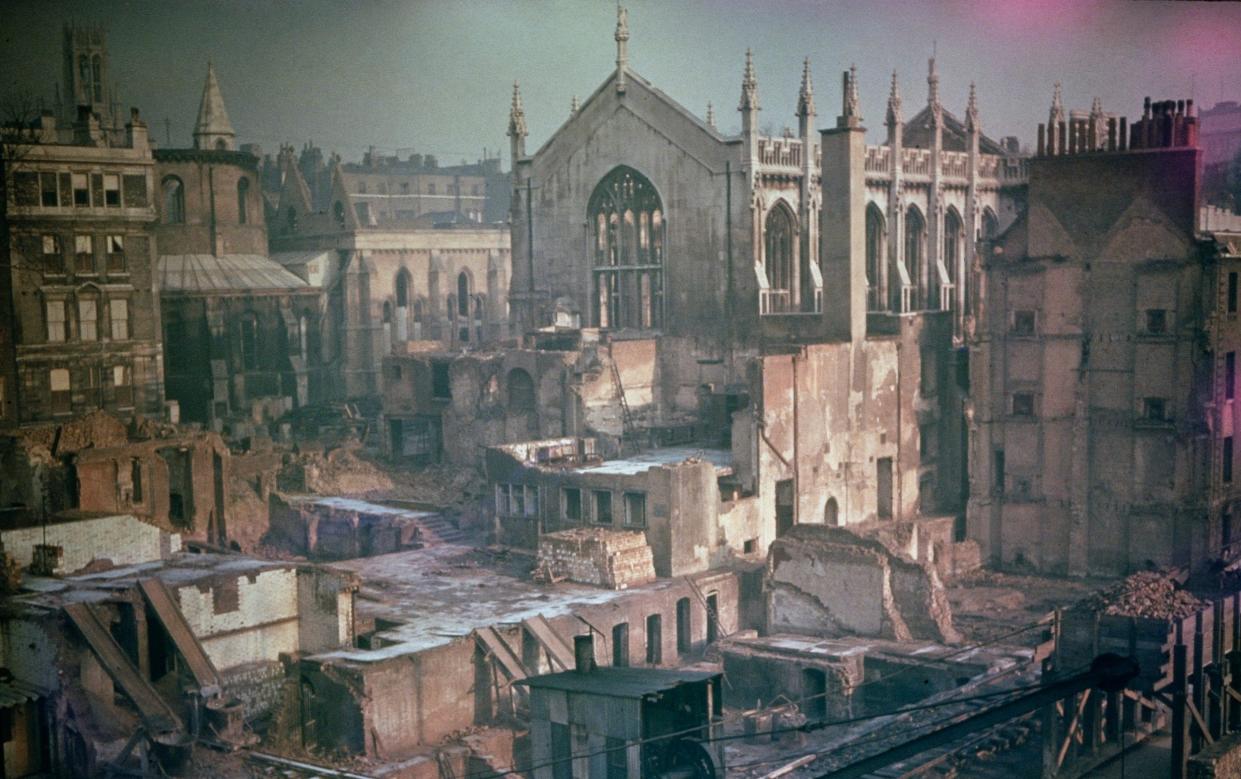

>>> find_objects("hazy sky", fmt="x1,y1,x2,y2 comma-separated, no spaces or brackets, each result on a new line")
2,0,1239,165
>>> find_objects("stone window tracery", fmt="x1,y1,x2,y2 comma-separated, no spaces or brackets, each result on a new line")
588,166,663,329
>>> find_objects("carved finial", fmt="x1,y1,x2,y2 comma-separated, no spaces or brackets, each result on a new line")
615,5,629,92
927,56,940,113
838,65,861,128
966,81,979,132
570,95,580,116
706,101,716,129
507,81,527,139
886,70,902,126
797,57,814,118
739,48,759,111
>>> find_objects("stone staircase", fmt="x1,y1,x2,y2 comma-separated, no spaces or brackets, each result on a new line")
415,513,466,545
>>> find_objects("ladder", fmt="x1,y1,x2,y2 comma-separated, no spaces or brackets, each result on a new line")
684,576,729,642
609,358,639,452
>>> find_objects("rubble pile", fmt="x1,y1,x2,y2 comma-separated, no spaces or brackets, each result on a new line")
280,442,394,496
1083,570,1205,620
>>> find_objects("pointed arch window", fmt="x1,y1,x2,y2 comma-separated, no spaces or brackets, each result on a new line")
763,203,797,314
865,204,886,311
162,176,185,224
457,272,470,317
905,206,926,310
942,207,964,311
588,166,663,329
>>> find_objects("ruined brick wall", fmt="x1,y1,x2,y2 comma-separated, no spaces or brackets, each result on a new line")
765,525,959,643
537,528,656,589
175,567,300,670
220,660,286,720
0,513,178,574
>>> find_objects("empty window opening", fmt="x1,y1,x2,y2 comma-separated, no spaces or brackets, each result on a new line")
1144,397,1167,422
824,497,839,526
593,490,613,525
1229,352,1236,401
131,459,143,503
623,491,646,527
611,623,629,667
994,450,1006,495
676,597,691,656
431,361,451,399
563,488,582,522
877,459,894,519
1145,308,1167,335
775,478,795,536
706,593,720,644
1012,310,1036,336
645,614,662,665
803,668,828,722
1012,392,1035,417
507,368,536,411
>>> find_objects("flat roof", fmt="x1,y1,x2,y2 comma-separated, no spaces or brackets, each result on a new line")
285,495,438,520
572,446,733,477
520,667,720,698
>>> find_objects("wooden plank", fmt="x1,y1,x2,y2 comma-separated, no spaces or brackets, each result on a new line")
521,615,575,671
138,578,221,695
475,627,527,681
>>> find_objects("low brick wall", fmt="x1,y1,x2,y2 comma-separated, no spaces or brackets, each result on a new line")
537,528,655,589
220,660,287,721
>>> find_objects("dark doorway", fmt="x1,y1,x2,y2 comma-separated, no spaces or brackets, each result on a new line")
675,597,691,656
645,614,662,665
612,623,629,667
776,478,795,536
802,668,828,722
706,593,719,644
877,458,893,519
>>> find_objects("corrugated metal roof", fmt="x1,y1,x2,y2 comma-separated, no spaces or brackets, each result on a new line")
519,667,719,698
158,254,309,293
271,250,333,269
0,678,44,708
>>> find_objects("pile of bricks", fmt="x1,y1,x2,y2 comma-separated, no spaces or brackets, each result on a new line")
536,528,655,589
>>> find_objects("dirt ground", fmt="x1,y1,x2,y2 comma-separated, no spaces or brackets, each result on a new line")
946,569,1117,646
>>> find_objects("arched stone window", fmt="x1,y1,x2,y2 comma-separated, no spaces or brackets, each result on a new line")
943,207,964,310
91,55,102,102
865,204,886,311
763,202,797,314
394,270,411,342
457,272,470,317
981,207,999,241
161,176,185,224
507,368,536,411
412,297,426,340
904,206,926,310
825,497,840,527
239,312,259,371
588,166,663,329
237,178,250,224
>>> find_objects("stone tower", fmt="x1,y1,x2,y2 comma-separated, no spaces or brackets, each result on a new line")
193,62,236,151
62,23,113,127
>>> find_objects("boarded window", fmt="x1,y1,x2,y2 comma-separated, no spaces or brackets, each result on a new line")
122,174,147,206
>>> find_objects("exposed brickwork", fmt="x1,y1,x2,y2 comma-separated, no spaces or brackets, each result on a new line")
537,528,656,589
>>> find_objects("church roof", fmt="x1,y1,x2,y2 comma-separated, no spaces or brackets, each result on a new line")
193,62,235,148
158,253,309,294
903,104,1007,155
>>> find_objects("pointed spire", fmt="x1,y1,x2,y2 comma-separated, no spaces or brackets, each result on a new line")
739,48,758,111
1049,81,1064,125
844,64,860,119
966,81,980,132
193,60,236,151
1089,96,1103,119
797,57,814,118
927,56,940,114
615,5,629,93
570,95,580,116
886,70,903,127
706,101,716,129
508,81,527,139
